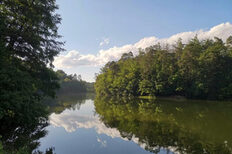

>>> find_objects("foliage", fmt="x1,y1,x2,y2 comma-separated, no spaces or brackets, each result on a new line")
0,0,63,153
55,70,94,94
0,0,64,67
95,36,232,100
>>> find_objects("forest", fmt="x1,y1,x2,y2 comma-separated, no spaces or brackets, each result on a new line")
56,70,94,94
95,36,232,100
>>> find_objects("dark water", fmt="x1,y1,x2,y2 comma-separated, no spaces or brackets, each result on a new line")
36,94,232,154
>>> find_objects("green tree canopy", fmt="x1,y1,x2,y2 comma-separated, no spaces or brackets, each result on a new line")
95,36,232,100
0,0,63,138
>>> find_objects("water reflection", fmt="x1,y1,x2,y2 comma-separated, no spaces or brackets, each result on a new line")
41,97,154,154
0,116,51,154
36,94,232,154
95,96,232,154
49,100,123,138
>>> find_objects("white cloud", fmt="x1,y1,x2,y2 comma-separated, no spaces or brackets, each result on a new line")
99,38,110,47
53,50,100,68
54,22,232,69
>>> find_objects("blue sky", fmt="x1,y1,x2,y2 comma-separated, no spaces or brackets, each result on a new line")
55,0,232,82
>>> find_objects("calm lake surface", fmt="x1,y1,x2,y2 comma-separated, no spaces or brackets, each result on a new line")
37,94,232,154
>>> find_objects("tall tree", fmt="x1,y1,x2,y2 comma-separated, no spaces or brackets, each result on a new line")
0,0,63,129
0,0,63,66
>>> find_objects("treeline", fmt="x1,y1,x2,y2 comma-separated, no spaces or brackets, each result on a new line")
95,36,232,100
56,70,94,94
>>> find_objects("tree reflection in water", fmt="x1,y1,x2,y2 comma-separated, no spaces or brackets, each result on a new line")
94,96,232,154
2,93,231,154
0,116,55,154
0,93,94,153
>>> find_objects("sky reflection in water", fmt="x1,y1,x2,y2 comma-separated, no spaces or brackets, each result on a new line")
38,96,232,154
38,99,171,154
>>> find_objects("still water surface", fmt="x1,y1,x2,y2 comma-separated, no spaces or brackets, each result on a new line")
37,94,232,154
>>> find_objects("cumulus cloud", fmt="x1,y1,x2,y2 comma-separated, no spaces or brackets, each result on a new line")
54,22,232,69
53,50,100,68
99,38,110,46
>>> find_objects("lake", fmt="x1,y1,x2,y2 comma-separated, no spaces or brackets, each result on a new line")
36,94,232,154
